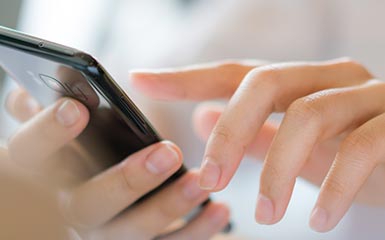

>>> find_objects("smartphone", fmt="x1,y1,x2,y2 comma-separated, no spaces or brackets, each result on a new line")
0,25,188,203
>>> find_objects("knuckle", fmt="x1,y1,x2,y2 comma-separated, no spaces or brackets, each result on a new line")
322,177,346,200
339,57,373,79
341,57,364,69
211,124,233,145
242,65,281,92
262,160,282,185
286,97,323,126
119,163,142,196
219,60,243,69
341,130,376,161
375,81,385,91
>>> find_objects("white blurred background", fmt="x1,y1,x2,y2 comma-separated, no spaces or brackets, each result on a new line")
1,0,385,239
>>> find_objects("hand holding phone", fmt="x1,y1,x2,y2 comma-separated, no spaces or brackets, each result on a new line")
0,25,187,199
4,92,230,239
0,26,231,238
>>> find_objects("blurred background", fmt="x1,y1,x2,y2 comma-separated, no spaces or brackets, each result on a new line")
1,0,385,239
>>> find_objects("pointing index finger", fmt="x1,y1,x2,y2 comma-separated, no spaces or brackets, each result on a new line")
129,60,267,101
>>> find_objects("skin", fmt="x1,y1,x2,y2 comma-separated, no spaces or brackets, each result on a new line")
3,91,232,240
0,164,69,240
129,58,385,232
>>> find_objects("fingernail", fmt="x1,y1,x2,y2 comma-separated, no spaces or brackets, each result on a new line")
25,97,40,115
56,100,80,127
309,207,328,232
146,143,179,174
199,158,220,190
183,177,206,200
255,194,274,224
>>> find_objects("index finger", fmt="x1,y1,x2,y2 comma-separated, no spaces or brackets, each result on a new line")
129,60,267,101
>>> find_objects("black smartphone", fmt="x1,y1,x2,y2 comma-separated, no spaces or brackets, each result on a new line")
0,25,187,203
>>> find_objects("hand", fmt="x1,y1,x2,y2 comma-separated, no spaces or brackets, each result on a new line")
130,58,385,232
4,88,230,240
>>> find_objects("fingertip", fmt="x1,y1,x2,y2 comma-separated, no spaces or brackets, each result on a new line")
74,100,90,132
129,71,186,100
254,189,291,226
309,206,333,232
255,177,293,225
153,140,183,172
129,71,158,95
255,194,274,225
199,158,222,191
308,194,346,233
128,140,183,174
128,71,144,86
5,89,19,113
129,70,156,80
54,98,90,137
160,140,184,166
6,88,41,121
